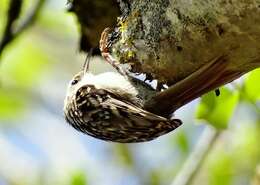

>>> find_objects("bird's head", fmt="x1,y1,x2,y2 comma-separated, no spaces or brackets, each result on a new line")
64,50,95,106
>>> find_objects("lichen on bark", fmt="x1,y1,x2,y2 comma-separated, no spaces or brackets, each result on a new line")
70,0,260,116
111,0,260,86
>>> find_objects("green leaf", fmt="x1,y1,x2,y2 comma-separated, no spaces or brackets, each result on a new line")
70,170,88,185
244,68,260,101
196,88,239,129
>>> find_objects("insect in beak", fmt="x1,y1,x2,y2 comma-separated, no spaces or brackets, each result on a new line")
82,48,93,75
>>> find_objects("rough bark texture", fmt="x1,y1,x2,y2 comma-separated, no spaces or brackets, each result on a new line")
112,0,260,85
71,0,260,117
68,0,120,54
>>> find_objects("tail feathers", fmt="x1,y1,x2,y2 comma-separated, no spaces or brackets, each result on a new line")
145,55,245,117
170,118,182,129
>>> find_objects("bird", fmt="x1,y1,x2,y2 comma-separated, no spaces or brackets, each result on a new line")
63,51,182,143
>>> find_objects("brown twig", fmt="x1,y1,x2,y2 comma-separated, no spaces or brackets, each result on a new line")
0,0,46,57
0,0,22,54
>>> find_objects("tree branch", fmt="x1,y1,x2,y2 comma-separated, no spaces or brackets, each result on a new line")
0,0,46,57
71,0,260,117
171,127,221,185
110,0,260,117
0,0,22,54
145,54,246,116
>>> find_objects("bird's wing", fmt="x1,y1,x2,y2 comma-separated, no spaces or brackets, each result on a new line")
75,85,182,142
102,89,182,128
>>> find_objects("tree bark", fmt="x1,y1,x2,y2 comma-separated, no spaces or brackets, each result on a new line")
113,0,260,84
68,0,120,53
71,0,260,117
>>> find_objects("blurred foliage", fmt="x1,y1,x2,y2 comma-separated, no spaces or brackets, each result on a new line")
1,36,50,89
195,68,260,185
243,68,260,102
208,152,234,185
252,165,260,185
38,9,78,37
196,88,239,129
175,130,190,155
0,34,50,121
232,125,260,172
0,88,25,120
0,0,259,185
149,170,160,185
205,124,260,185
0,0,78,122
70,170,88,185
114,144,134,167
0,0,8,38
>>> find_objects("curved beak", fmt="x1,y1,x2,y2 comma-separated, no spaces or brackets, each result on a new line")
83,48,93,75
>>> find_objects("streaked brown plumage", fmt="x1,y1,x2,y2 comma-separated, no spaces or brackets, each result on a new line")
64,57,182,142
64,32,182,142
64,83,181,142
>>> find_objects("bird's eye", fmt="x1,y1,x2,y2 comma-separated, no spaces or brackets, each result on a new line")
71,79,78,85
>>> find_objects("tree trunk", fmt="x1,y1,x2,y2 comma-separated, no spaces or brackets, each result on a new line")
71,0,260,117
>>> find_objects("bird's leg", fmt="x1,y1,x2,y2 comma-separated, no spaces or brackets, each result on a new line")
100,28,159,93
100,28,128,76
